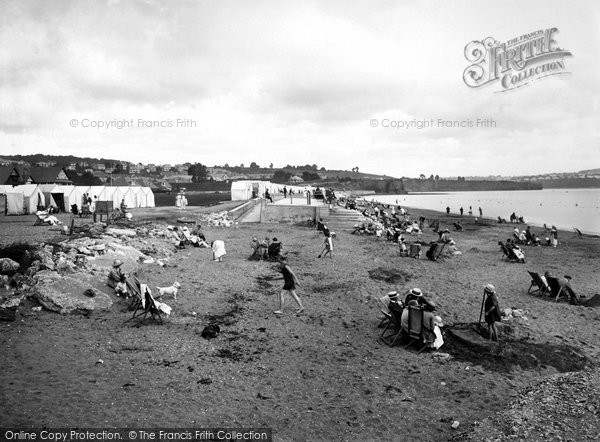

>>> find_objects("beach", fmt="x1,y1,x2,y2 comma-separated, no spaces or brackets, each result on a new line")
1,202,600,441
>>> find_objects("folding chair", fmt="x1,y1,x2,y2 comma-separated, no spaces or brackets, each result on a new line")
409,243,422,259
403,307,427,353
379,303,405,347
377,295,392,328
527,271,548,295
125,285,163,326
126,275,143,311
33,211,49,226
546,276,567,302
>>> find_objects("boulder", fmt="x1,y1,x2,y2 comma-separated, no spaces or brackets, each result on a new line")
0,258,20,274
33,273,113,314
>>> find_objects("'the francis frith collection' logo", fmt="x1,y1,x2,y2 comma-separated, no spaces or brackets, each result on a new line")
463,28,572,91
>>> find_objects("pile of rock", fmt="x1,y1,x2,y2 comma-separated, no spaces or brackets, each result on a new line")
198,211,233,227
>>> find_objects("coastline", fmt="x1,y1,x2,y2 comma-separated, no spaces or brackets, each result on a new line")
1,203,599,440
361,188,600,236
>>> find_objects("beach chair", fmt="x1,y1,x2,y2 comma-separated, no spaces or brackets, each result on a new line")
379,303,405,347
126,275,143,310
33,211,49,226
126,285,163,326
426,243,445,262
403,307,427,353
527,271,549,295
409,243,422,259
546,276,567,302
377,294,392,328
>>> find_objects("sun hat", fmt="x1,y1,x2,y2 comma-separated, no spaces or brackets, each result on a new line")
484,284,495,293
387,291,398,300
410,288,422,296
449,240,456,245
113,259,123,268
434,315,443,327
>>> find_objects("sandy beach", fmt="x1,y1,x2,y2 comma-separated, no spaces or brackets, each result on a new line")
1,202,599,441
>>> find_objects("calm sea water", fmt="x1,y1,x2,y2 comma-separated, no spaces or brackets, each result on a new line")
371,189,600,235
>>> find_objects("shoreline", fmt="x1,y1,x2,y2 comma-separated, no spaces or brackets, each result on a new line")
359,190,600,236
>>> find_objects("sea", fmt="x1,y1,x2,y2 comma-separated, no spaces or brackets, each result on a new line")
368,188,600,235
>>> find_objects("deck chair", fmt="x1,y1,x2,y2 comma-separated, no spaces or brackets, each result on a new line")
378,295,392,328
379,303,405,347
426,243,445,261
34,211,49,226
126,275,143,310
546,276,566,302
527,271,549,295
403,307,427,353
126,284,163,326
409,243,422,259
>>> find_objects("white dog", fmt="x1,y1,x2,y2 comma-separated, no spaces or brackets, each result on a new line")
155,282,181,300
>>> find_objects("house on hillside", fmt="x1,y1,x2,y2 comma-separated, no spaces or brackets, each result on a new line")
25,166,72,185
289,175,304,183
0,165,21,185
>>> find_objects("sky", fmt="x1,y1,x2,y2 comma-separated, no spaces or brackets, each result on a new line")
1,0,599,178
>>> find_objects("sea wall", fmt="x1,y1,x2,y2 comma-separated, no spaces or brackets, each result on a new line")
261,204,324,223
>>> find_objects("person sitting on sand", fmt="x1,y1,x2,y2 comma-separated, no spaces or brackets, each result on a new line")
421,301,438,346
484,284,501,341
250,236,261,257
115,274,129,298
446,240,462,256
268,237,282,260
211,240,226,262
274,257,304,315
107,259,126,290
438,229,451,244
553,274,580,305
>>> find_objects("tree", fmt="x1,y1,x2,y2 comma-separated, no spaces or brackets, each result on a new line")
429,174,434,180
419,174,426,179
224,163,230,168
250,162,259,169
239,163,245,168
113,163,124,174
269,163,274,168
302,171,320,181
272,170,292,183
435,175,440,180
188,163,208,182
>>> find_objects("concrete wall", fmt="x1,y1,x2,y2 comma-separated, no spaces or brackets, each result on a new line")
261,204,323,223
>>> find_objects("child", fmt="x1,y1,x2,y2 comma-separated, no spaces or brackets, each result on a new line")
115,274,129,298
484,284,501,341
274,258,304,315
318,231,334,258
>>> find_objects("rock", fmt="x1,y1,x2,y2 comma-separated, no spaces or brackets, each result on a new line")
32,248,55,270
0,292,25,321
106,228,137,237
451,421,460,429
33,274,113,314
0,258,20,274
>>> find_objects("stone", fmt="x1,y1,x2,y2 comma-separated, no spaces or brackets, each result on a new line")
33,273,113,314
32,248,55,270
106,228,137,237
0,258,20,274
0,292,25,321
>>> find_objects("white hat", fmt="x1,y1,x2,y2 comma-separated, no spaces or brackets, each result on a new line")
484,284,495,293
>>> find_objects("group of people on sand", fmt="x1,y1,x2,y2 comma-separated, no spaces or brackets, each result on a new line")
386,287,445,350
445,206,483,217
249,236,283,261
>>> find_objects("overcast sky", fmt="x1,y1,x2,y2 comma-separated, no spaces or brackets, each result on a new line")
1,0,599,177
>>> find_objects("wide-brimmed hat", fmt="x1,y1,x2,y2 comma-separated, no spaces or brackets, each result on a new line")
410,288,422,296
113,259,123,268
434,315,444,327
484,284,495,293
387,291,398,300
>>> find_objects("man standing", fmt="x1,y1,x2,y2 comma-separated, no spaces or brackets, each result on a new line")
274,258,304,315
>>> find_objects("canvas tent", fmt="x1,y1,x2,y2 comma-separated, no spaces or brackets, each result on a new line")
140,186,155,207
18,184,45,214
231,180,268,201
38,184,68,212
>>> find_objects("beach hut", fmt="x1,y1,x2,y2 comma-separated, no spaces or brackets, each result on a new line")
86,186,106,204
38,184,68,212
62,186,87,212
16,184,46,214
118,186,137,209
140,187,155,208
231,180,268,200
5,188,24,215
